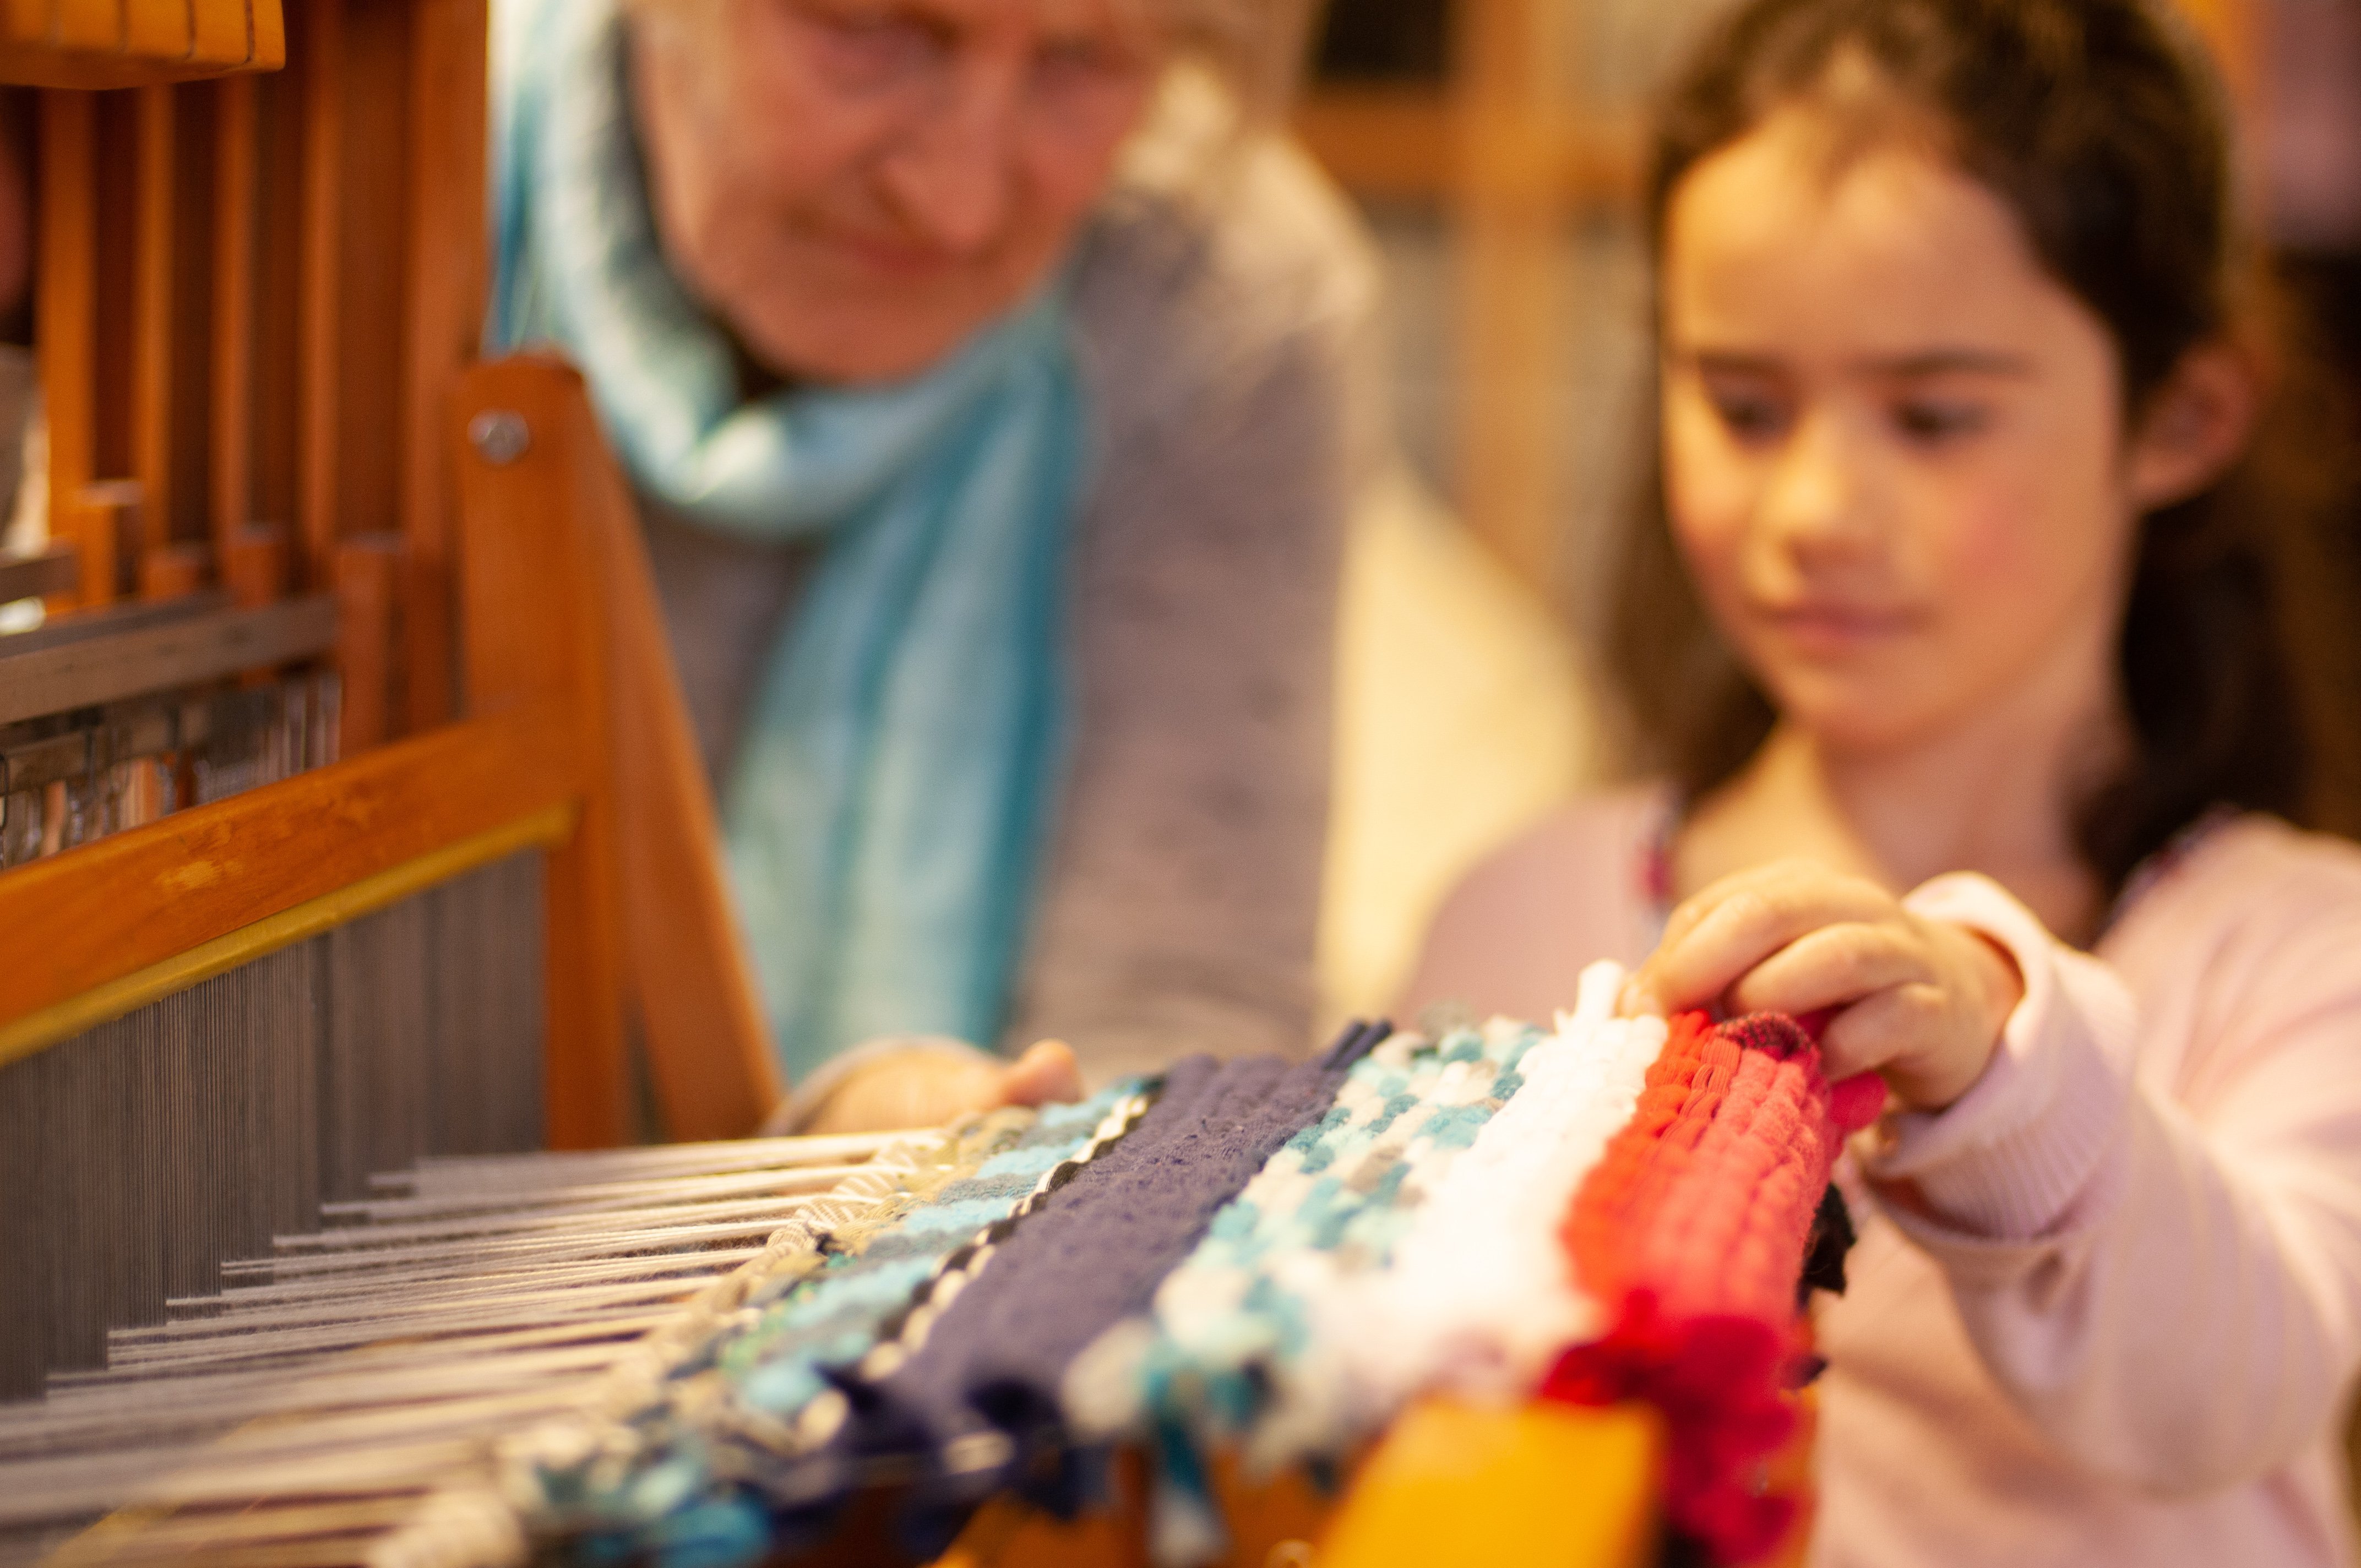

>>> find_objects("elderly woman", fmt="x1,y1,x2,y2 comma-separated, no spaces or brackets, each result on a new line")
489,0,1378,1131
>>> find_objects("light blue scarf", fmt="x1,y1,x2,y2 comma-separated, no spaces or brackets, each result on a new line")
489,0,1085,1085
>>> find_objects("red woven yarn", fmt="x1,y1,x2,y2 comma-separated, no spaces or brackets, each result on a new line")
1548,1011,1862,1564
1542,1294,1800,1565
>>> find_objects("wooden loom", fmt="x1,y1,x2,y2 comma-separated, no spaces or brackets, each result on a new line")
0,0,777,1404
0,7,1722,1566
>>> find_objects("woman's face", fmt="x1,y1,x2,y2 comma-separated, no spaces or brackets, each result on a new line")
1660,111,2157,757
631,0,1163,384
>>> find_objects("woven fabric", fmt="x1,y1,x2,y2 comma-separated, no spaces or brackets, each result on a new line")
1312,964,1666,1416
505,999,1866,1568
1546,1011,1876,1565
1059,1017,1545,1563
1060,1017,1536,1442
510,1083,1152,1565
832,1051,1352,1535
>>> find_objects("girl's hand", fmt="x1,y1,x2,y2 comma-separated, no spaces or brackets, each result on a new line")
1619,860,2023,1112
781,1038,1085,1137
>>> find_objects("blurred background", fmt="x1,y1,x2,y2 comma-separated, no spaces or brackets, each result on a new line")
1297,0,2361,1025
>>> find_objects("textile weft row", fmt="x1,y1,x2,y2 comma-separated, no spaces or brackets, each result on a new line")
0,961,1871,1567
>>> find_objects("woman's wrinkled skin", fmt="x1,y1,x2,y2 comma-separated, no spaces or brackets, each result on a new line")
629,0,1164,384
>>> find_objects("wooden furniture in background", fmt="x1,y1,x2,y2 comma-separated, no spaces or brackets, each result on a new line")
1293,0,2265,594
1294,0,1630,594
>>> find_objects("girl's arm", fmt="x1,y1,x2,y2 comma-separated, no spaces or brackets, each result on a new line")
1864,868,2361,1494
1629,851,2361,1492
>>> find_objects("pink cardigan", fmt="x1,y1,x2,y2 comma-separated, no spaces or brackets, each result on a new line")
1405,790,2361,1567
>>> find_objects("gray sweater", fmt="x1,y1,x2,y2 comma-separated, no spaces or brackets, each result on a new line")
643,108,1382,1084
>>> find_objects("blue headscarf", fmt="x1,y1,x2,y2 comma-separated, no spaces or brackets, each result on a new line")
489,0,1086,1085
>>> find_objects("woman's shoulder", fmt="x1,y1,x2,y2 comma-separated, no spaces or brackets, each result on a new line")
1397,785,1674,1020
1070,73,1380,427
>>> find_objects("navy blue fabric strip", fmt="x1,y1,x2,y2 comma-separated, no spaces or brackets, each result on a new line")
1313,1017,1371,1070
834,1050,1351,1522
1322,1017,1392,1071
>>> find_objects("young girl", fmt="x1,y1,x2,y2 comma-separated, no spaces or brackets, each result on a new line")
1405,1,2361,1562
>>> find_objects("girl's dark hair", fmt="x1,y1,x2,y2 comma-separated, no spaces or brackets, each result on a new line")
1610,0,2361,895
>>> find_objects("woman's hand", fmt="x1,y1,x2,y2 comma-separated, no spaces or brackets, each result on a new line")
779,1038,1085,1138
1618,859,2023,1112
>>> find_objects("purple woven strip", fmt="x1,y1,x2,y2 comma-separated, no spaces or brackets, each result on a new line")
848,1051,1347,1496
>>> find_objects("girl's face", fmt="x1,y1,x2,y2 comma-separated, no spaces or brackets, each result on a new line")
632,0,1163,385
1660,111,2159,756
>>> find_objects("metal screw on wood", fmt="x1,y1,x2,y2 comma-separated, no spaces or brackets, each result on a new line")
468,410,532,466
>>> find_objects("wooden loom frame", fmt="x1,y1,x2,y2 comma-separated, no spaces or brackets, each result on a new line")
0,0,780,1147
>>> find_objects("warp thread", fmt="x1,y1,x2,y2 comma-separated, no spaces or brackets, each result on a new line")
513,1084,1151,1565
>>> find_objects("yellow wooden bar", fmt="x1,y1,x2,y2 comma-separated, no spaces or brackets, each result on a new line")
0,801,576,1068
932,1400,1661,1568
1320,1401,1661,1568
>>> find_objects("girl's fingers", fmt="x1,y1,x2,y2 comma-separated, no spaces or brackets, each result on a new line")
1652,859,1829,951
1628,864,1896,1015
1818,981,1961,1092
1723,921,1931,1018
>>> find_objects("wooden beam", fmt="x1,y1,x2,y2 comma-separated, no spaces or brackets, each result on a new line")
1294,86,1456,202
68,478,142,606
398,0,488,733
0,0,285,85
137,538,210,600
130,82,175,554
210,73,257,558
296,0,341,588
453,354,782,1140
332,532,401,753
569,362,784,1133
1454,0,1574,590
0,543,77,602
0,592,336,723
1293,87,1638,209
249,0,284,69
0,803,573,1068
221,521,289,608
0,47,270,88
0,705,581,1029
124,0,187,59
453,357,631,1150
34,0,121,52
36,90,98,605
191,0,258,66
